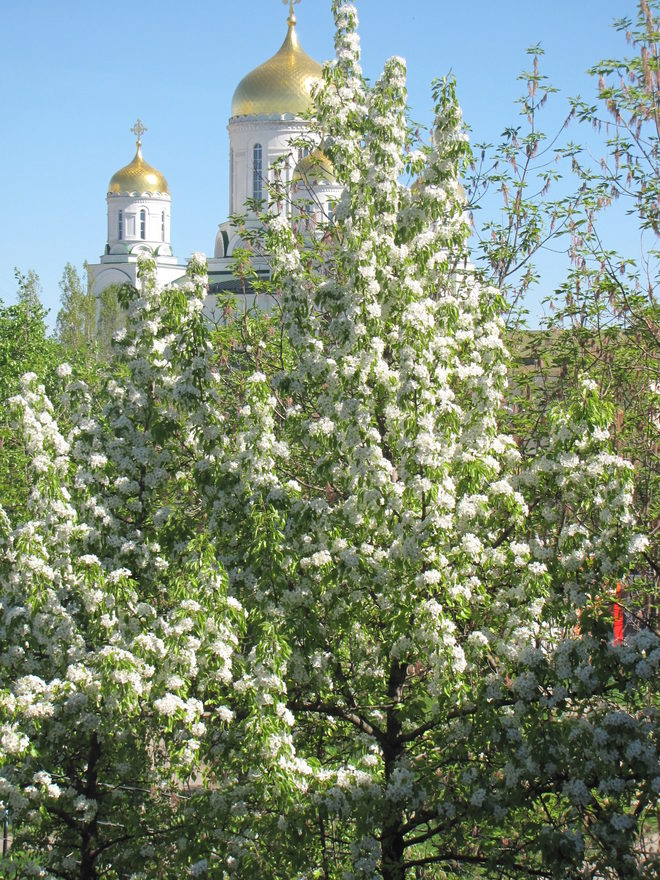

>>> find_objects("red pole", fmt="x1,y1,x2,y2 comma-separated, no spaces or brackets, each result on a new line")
613,582,625,645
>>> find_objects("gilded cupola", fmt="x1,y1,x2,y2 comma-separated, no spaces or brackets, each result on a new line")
231,2,322,118
108,120,169,196
293,148,336,184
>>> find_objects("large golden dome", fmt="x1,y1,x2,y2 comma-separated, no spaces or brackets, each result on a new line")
108,144,169,196
231,16,322,118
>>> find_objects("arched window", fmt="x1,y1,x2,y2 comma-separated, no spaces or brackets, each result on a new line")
253,143,263,203
118,209,123,240
140,209,147,240
161,211,165,242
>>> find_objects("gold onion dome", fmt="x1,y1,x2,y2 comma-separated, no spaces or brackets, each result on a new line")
108,122,169,195
231,9,322,117
293,149,336,183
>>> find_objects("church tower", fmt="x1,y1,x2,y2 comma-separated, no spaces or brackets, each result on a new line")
207,0,329,305
226,0,322,218
87,120,187,295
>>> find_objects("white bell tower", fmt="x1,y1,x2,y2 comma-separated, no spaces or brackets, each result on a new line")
87,120,187,296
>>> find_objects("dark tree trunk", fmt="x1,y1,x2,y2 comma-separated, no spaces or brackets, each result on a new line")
79,733,101,880
381,660,407,880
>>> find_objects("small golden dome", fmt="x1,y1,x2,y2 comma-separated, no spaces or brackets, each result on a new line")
231,20,322,118
293,149,336,184
108,145,169,196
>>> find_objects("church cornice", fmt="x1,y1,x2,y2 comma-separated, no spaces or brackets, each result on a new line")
107,191,171,201
227,116,312,132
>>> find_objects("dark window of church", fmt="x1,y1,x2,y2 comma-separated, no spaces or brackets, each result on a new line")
253,144,263,203
140,209,147,240
161,211,165,241
118,210,123,240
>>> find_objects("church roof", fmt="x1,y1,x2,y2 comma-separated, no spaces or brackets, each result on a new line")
231,9,322,118
293,148,336,184
108,122,169,196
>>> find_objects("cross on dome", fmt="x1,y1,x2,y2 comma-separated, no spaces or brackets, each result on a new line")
130,118,148,148
282,0,301,27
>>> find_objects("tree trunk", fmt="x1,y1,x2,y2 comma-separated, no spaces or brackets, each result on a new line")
381,660,407,880
79,733,101,880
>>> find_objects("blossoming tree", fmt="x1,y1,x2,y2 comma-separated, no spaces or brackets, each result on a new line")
0,3,658,880
195,3,659,878
0,266,297,880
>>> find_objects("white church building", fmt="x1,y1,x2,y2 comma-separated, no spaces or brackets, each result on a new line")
86,1,341,302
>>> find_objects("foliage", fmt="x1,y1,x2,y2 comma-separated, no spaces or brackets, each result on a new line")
0,260,296,880
467,1,660,676
484,1,660,646
0,274,61,522
189,4,658,878
14,268,43,315
0,3,658,880
56,266,129,363
55,262,97,355
96,283,126,359
574,0,660,236
466,47,564,327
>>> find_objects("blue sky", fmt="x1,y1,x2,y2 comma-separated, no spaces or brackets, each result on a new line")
0,0,631,325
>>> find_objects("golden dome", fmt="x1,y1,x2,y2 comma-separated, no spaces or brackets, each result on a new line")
108,145,169,196
293,149,336,184
231,17,322,118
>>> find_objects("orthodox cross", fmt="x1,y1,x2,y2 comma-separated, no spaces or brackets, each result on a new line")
131,118,147,148
283,0,300,26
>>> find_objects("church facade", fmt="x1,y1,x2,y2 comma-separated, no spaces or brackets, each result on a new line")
86,2,341,304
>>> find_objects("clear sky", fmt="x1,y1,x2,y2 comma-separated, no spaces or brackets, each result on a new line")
0,0,631,325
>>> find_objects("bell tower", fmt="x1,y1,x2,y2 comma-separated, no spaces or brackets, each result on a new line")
87,121,187,295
